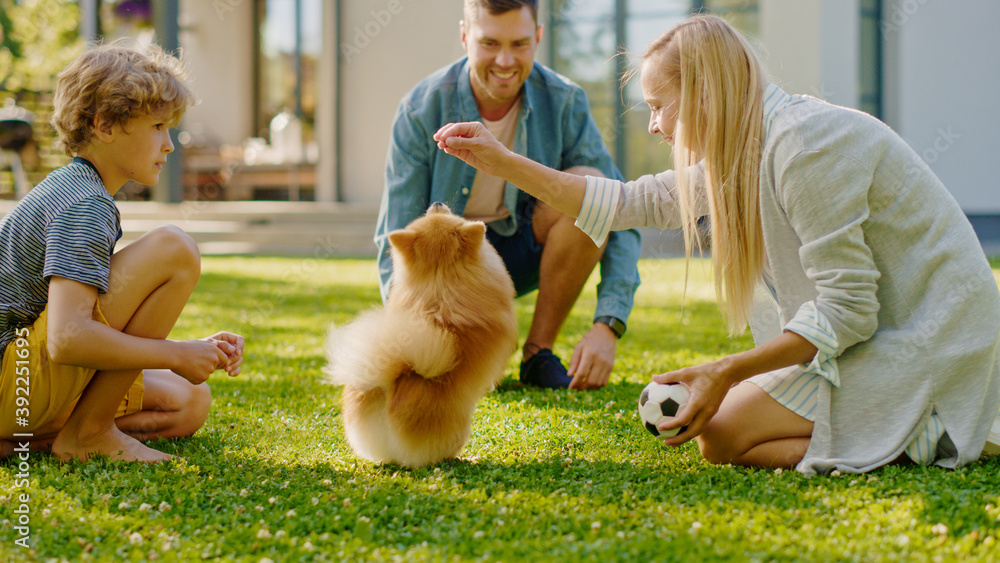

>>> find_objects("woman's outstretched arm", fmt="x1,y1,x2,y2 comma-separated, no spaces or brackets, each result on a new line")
435,121,588,219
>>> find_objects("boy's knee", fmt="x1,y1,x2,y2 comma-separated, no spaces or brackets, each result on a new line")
171,382,212,438
148,225,200,273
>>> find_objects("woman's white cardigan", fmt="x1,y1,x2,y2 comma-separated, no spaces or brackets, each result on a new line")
578,86,1000,474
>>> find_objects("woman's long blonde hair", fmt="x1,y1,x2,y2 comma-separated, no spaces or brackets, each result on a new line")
644,15,766,334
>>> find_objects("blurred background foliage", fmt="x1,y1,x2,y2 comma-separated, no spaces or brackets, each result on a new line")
0,0,83,196
0,0,83,93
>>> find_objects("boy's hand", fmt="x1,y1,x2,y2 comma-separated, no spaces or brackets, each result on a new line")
172,340,229,385
204,332,245,376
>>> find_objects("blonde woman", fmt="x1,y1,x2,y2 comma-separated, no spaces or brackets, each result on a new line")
433,15,1000,474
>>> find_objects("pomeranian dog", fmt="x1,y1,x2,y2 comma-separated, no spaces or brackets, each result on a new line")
326,203,517,468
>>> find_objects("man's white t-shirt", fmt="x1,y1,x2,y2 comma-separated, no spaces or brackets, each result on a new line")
463,99,521,223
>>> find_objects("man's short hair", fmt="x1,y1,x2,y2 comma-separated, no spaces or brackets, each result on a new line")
464,0,539,26
50,39,195,156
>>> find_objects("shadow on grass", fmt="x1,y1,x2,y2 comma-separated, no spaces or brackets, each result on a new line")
18,442,999,561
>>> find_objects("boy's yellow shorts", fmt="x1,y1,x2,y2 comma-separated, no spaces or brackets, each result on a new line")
0,302,144,439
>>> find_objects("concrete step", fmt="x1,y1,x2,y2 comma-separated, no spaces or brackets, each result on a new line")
1,200,380,257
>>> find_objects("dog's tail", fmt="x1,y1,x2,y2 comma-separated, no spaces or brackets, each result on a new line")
325,309,459,389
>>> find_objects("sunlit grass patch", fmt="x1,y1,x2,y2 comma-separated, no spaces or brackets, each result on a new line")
1,257,997,562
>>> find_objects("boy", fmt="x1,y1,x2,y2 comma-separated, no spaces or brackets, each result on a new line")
0,40,244,463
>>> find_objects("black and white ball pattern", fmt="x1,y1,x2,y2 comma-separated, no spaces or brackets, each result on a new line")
637,382,689,438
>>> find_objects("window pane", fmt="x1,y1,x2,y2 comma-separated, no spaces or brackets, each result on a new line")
623,6,688,179
858,0,881,118
256,0,321,157
550,1,760,181
551,0,614,22
552,19,616,105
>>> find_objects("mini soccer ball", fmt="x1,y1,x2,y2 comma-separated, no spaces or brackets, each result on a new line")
637,382,689,438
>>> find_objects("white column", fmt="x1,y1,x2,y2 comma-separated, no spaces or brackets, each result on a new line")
315,1,339,202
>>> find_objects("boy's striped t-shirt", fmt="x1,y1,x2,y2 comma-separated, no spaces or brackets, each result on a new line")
0,158,121,357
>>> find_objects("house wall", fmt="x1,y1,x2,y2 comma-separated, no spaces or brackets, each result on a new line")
338,0,466,204
881,0,1000,213
760,0,998,214
178,0,255,147
758,0,861,109
177,0,998,216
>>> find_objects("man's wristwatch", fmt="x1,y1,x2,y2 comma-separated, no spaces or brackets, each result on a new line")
594,316,626,339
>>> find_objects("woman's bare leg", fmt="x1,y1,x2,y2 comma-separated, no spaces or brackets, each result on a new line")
696,381,814,469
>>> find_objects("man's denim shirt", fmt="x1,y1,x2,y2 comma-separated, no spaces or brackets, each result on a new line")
375,57,641,325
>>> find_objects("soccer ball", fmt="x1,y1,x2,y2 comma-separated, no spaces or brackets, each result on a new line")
637,382,689,438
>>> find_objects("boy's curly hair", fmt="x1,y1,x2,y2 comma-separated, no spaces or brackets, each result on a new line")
50,39,195,156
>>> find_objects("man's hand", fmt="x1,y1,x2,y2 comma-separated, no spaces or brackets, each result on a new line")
567,323,618,390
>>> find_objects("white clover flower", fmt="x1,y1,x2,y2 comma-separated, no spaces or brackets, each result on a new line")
129,532,143,546
118,502,131,510
158,502,171,513
256,528,272,540
139,503,152,512
286,509,296,518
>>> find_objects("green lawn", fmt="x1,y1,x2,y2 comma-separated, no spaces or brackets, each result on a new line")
2,256,999,562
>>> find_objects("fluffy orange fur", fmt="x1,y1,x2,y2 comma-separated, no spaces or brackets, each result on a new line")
326,203,518,468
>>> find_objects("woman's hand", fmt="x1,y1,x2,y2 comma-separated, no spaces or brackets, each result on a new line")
435,121,589,218
650,331,819,446
434,122,511,177
652,358,740,446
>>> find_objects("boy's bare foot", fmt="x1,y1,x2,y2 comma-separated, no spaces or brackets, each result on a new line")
1,440,14,458
51,425,173,463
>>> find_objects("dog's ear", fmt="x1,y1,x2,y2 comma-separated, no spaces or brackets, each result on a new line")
458,221,486,255
388,229,416,257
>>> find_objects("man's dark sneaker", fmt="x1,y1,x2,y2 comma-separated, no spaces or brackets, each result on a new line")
519,347,572,389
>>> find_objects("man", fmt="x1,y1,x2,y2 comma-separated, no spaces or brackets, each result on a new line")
375,0,641,390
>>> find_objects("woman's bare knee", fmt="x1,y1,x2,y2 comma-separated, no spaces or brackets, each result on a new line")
696,425,743,465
